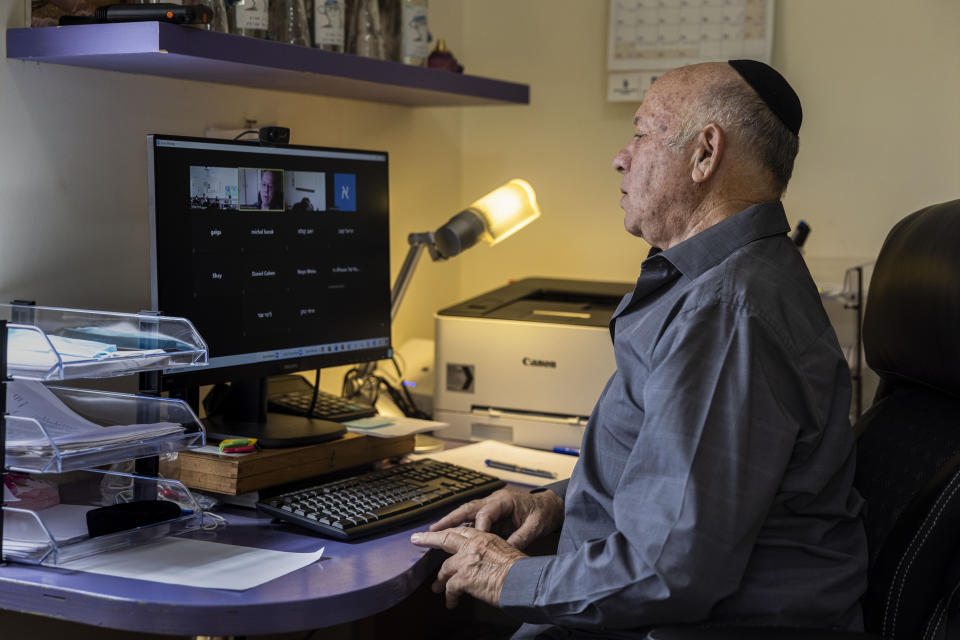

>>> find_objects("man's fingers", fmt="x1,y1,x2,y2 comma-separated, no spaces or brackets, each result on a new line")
433,556,456,594
410,529,466,553
444,575,466,609
429,500,483,531
473,503,506,532
505,518,539,550
444,585,461,609
433,557,464,609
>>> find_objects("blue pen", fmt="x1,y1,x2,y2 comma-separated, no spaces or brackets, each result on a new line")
552,446,580,457
485,459,557,479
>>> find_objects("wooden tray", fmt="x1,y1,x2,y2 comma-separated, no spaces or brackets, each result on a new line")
173,433,415,495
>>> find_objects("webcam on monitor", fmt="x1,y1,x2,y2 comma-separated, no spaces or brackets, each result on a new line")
258,126,290,145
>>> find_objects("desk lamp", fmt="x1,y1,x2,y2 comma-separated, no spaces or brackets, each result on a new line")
350,179,542,429
391,178,542,321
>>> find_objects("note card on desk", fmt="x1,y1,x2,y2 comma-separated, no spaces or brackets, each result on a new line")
410,440,578,487
343,416,448,438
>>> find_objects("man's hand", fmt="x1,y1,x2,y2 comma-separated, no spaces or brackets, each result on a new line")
428,488,564,550
410,526,527,609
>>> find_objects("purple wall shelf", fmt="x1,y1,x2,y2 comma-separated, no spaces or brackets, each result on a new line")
6,23,530,107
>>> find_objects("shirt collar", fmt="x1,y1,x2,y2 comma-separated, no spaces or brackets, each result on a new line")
651,200,791,280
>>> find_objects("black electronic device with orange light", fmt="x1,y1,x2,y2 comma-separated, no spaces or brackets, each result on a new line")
58,4,212,25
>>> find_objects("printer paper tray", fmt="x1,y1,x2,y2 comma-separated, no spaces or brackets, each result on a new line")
434,407,586,451
470,406,588,425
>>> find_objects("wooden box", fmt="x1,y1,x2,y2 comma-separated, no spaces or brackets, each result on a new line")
172,433,415,495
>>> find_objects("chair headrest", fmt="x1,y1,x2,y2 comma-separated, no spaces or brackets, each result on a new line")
863,199,960,396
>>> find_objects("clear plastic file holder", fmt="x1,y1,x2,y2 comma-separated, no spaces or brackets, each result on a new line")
2,469,203,566
0,303,207,381
5,385,206,473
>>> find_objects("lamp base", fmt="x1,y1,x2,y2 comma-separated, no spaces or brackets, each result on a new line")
414,433,444,453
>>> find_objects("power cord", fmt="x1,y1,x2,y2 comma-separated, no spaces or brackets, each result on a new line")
233,129,259,141
341,366,381,406
341,360,430,420
306,368,321,417
202,511,228,531
389,356,431,420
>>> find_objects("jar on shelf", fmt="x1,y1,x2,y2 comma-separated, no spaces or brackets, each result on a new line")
348,0,385,59
184,0,230,32
230,0,269,39
312,0,346,51
269,0,310,45
400,0,427,65
378,0,400,62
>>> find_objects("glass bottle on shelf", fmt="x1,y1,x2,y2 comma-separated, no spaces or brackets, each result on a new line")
269,0,310,45
313,0,346,51
378,0,401,62
187,0,230,32
230,0,269,39
400,0,427,65
350,0,385,59
208,0,231,33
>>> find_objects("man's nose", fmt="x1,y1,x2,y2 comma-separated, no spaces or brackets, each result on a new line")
612,149,629,173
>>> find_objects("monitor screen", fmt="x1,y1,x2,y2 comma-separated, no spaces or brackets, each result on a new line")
147,135,391,441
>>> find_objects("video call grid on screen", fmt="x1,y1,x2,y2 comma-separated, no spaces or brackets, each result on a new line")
149,136,391,370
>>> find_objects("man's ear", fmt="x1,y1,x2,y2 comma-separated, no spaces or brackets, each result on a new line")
690,123,724,183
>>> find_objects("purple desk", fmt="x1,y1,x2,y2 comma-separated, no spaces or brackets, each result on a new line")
0,507,442,637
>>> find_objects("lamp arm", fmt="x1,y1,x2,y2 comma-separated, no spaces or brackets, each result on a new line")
391,232,438,322
355,232,439,382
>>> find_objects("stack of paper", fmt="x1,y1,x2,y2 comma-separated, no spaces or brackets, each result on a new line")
7,327,172,378
2,504,95,558
5,381,184,458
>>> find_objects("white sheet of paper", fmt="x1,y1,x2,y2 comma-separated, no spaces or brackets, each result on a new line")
410,440,578,487
344,416,448,438
5,381,183,454
3,504,96,555
61,537,325,591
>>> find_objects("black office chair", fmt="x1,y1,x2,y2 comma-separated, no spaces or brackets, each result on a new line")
853,198,960,639
647,199,960,640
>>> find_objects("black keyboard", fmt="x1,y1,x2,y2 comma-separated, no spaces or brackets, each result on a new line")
268,388,377,422
257,459,506,540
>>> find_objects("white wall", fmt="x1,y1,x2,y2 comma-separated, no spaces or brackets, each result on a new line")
451,0,960,297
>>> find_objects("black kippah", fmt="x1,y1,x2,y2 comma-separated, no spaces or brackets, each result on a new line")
728,59,802,136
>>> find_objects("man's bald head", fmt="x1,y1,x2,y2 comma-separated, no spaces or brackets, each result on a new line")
657,61,801,196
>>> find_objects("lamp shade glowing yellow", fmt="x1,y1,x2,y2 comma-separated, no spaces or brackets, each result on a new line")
467,179,541,245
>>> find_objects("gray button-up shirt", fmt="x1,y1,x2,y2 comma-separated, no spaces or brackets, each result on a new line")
500,201,868,638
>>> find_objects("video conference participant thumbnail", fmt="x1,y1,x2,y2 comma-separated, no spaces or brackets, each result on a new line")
240,168,284,211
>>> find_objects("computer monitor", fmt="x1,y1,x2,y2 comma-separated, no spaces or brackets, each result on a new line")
147,134,391,446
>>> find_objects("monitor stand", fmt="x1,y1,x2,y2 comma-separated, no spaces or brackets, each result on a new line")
201,377,345,449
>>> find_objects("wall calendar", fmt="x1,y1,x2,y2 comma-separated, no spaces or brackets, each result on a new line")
607,0,775,102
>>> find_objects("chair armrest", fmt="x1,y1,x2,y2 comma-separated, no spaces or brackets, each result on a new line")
644,627,879,640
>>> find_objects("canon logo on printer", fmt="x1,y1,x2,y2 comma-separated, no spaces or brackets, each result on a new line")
522,357,557,368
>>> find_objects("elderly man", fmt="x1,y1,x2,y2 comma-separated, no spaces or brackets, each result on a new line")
411,60,868,637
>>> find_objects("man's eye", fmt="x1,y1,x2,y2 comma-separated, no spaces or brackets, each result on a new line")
633,133,645,140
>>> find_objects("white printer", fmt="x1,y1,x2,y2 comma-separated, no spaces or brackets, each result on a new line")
433,278,633,450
